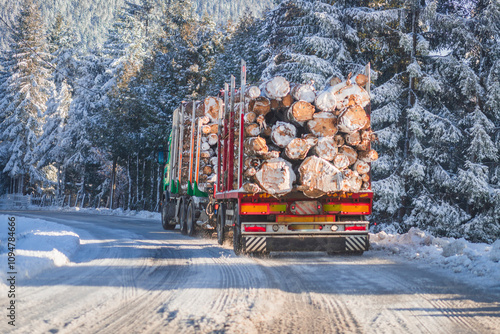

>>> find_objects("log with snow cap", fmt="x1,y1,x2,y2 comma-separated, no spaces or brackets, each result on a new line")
291,83,316,103
254,158,296,196
298,156,343,198
262,76,290,100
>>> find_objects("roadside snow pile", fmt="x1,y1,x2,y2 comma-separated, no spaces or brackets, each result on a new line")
0,215,80,281
370,227,500,281
30,205,161,220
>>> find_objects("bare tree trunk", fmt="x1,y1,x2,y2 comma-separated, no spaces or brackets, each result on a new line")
110,157,117,209
136,154,139,207
141,159,145,202
157,165,161,211
150,160,155,210
127,156,132,210
20,175,25,194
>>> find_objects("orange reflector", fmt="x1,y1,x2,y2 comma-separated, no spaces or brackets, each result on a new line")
324,203,370,214
240,203,270,215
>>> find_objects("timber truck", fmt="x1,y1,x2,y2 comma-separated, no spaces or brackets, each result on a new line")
160,60,374,255
159,99,219,235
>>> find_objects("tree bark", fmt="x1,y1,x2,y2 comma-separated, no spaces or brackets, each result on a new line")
110,156,117,209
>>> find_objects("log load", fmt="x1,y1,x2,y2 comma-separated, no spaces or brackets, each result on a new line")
177,95,227,193
314,137,338,161
244,136,268,155
315,89,337,112
249,97,271,116
246,86,261,99
203,96,222,121
224,73,378,197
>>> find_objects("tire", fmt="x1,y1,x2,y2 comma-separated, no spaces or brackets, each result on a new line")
186,200,196,236
161,197,176,230
216,203,225,245
232,203,243,255
179,199,187,235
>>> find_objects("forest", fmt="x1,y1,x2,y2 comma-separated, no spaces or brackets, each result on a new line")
0,0,498,243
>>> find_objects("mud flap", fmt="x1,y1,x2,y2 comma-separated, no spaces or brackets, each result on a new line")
345,235,368,252
244,236,267,253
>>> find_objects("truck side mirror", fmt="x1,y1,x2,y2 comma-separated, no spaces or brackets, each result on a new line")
158,145,165,164
158,151,165,164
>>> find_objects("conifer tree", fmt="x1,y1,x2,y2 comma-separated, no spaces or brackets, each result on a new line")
260,0,360,88
0,0,54,194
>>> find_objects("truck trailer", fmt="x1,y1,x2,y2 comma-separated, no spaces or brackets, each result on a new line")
161,60,375,255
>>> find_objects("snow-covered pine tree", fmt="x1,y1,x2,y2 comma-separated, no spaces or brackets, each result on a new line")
30,13,79,196
429,0,500,242
357,0,472,235
154,0,223,103
0,0,54,194
260,0,360,88
100,0,166,209
210,10,266,91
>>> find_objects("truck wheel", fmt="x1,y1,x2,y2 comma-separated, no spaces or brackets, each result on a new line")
233,203,243,255
179,199,187,235
161,200,176,230
186,200,196,236
216,203,225,245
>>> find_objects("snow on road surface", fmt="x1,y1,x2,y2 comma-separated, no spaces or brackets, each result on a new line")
0,211,499,334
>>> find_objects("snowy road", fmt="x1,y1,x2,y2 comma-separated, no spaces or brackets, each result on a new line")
2,211,499,334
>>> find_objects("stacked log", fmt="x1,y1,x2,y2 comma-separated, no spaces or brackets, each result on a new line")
179,97,223,192
241,74,378,198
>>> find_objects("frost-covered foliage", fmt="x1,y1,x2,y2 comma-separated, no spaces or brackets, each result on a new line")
260,0,361,89
0,0,55,193
363,0,500,243
0,0,273,51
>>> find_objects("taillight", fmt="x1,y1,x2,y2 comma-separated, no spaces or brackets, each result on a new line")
345,225,367,231
244,225,266,232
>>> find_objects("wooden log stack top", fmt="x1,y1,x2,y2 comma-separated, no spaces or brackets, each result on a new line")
178,72,377,198
240,73,377,198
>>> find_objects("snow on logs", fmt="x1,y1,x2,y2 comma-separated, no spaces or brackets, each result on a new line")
241,73,378,197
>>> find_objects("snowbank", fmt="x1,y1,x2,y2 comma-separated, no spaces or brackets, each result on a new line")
0,215,81,281
29,205,161,220
370,227,500,285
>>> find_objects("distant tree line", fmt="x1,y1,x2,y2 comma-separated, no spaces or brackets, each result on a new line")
0,0,498,242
